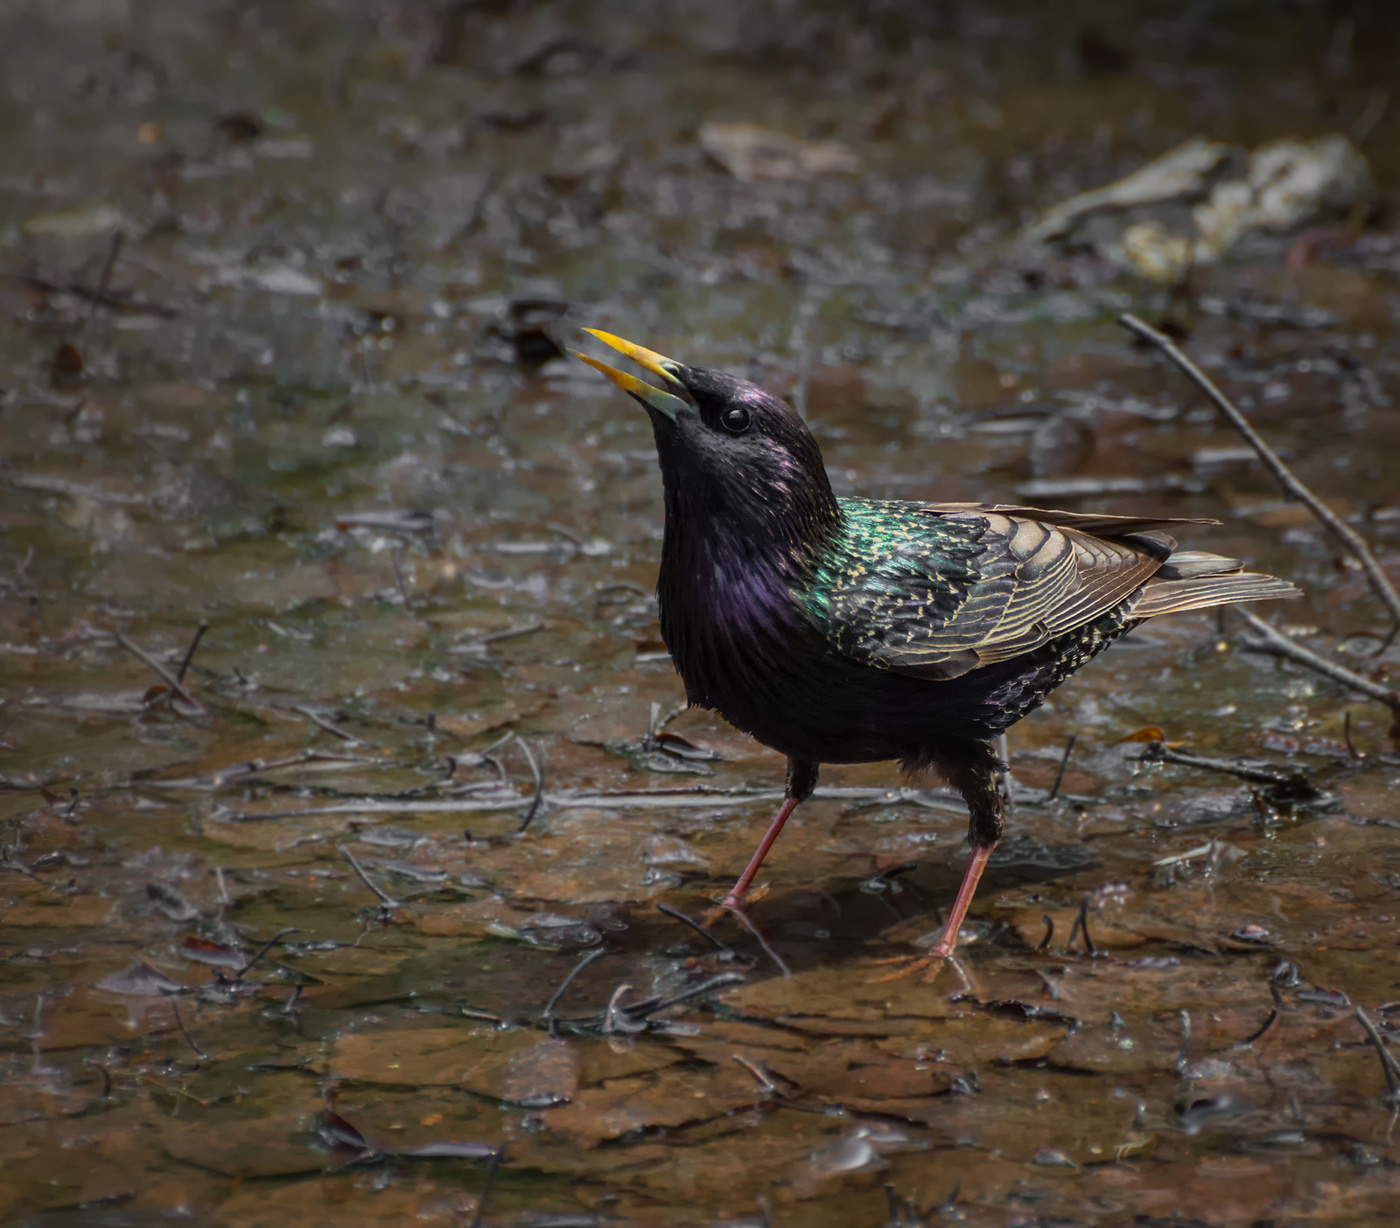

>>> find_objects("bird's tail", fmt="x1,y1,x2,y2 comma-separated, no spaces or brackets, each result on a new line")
1130,549,1301,619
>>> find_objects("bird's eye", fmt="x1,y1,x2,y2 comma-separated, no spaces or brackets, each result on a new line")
721,406,751,433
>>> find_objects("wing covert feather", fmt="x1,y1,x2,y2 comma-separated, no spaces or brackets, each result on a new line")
816,502,1169,679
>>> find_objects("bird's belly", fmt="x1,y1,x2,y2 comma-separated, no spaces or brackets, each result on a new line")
677,609,1136,765
678,640,960,765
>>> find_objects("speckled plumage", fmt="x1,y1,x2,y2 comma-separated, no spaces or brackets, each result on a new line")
578,335,1300,934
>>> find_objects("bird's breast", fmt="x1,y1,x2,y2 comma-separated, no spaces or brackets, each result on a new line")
656,549,817,712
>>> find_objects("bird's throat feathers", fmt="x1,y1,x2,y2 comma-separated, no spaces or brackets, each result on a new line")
657,447,841,632
644,369,842,645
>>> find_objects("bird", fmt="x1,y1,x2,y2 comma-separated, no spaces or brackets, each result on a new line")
574,329,1301,974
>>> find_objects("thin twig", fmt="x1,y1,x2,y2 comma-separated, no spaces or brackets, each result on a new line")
1047,734,1077,801
516,739,545,833
1235,608,1399,713
732,1053,780,1095
1067,896,1097,957
451,620,545,654
233,927,299,980
602,982,647,1035
170,998,208,1061
1134,736,1321,793
113,631,207,714
657,902,738,957
1232,1008,1279,1048
620,971,747,1018
1344,711,1365,760
216,782,971,823
175,621,209,684
294,706,367,747
339,846,401,910
1119,312,1400,630
1036,914,1054,951
541,946,606,1036
468,1148,502,1228
85,230,123,337
936,1179,963,1220
729,906,791,977
1355,1006,1400,1101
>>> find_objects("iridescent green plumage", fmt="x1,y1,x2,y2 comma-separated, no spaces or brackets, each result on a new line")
803,498,987,655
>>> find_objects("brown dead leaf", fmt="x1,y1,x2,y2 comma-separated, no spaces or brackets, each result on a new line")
723,964,960,1036
162,1111,323,1179
672,1018,813,1054
575,1036,686,1085
1,893,116,928
0,1084,93,1126
200,815,351,851
464,807,678,903
36,986,178,1050
499,1037,579,1105
330,1026,542,1092
1118,726,1167,743
762,1037,951,1100
543,1064,761,1147
214,1169,482,1227
432,703,534,741
407,895,535,938
875,1015,1068,1066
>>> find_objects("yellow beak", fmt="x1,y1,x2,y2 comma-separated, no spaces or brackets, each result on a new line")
582,329,686,387
572,329,690,422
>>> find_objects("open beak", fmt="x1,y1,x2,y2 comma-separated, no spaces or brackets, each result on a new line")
572,329,690,422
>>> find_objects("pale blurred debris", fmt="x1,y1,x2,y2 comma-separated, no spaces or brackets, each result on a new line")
698,122,861,183
1028,133,1371,281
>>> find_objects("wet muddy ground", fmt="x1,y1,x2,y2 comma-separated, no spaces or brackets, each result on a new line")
3,2,1400,1224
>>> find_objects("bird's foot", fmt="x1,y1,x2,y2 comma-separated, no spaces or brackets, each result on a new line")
867,920,964,984
701,884,770,928
867,944,953,985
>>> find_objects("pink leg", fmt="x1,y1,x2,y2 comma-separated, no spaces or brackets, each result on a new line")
869,842,997,982
927,843,996,957
721,796,801,910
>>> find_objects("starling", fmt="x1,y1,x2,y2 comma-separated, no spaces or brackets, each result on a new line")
575,330,1300,970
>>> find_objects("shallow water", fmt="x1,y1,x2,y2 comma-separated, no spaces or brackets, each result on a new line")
3,2,1400,1224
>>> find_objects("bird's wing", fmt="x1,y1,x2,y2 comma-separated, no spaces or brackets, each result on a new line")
822,504,1186,680
919,501,1220,537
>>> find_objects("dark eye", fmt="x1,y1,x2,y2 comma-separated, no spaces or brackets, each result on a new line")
721,406,751,433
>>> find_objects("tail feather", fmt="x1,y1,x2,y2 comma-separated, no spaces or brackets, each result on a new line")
1132,569,1301,619
1154,549,1243,579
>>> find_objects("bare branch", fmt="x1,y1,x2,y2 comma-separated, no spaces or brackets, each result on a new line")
1235,607,1398,715
1118,313,1400,630
339,845,401,910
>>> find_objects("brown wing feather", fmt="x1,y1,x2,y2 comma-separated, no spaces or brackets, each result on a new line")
872,510,1169,678
954,525,1163,667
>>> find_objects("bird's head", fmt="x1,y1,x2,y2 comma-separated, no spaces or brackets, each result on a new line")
574,329,839,545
